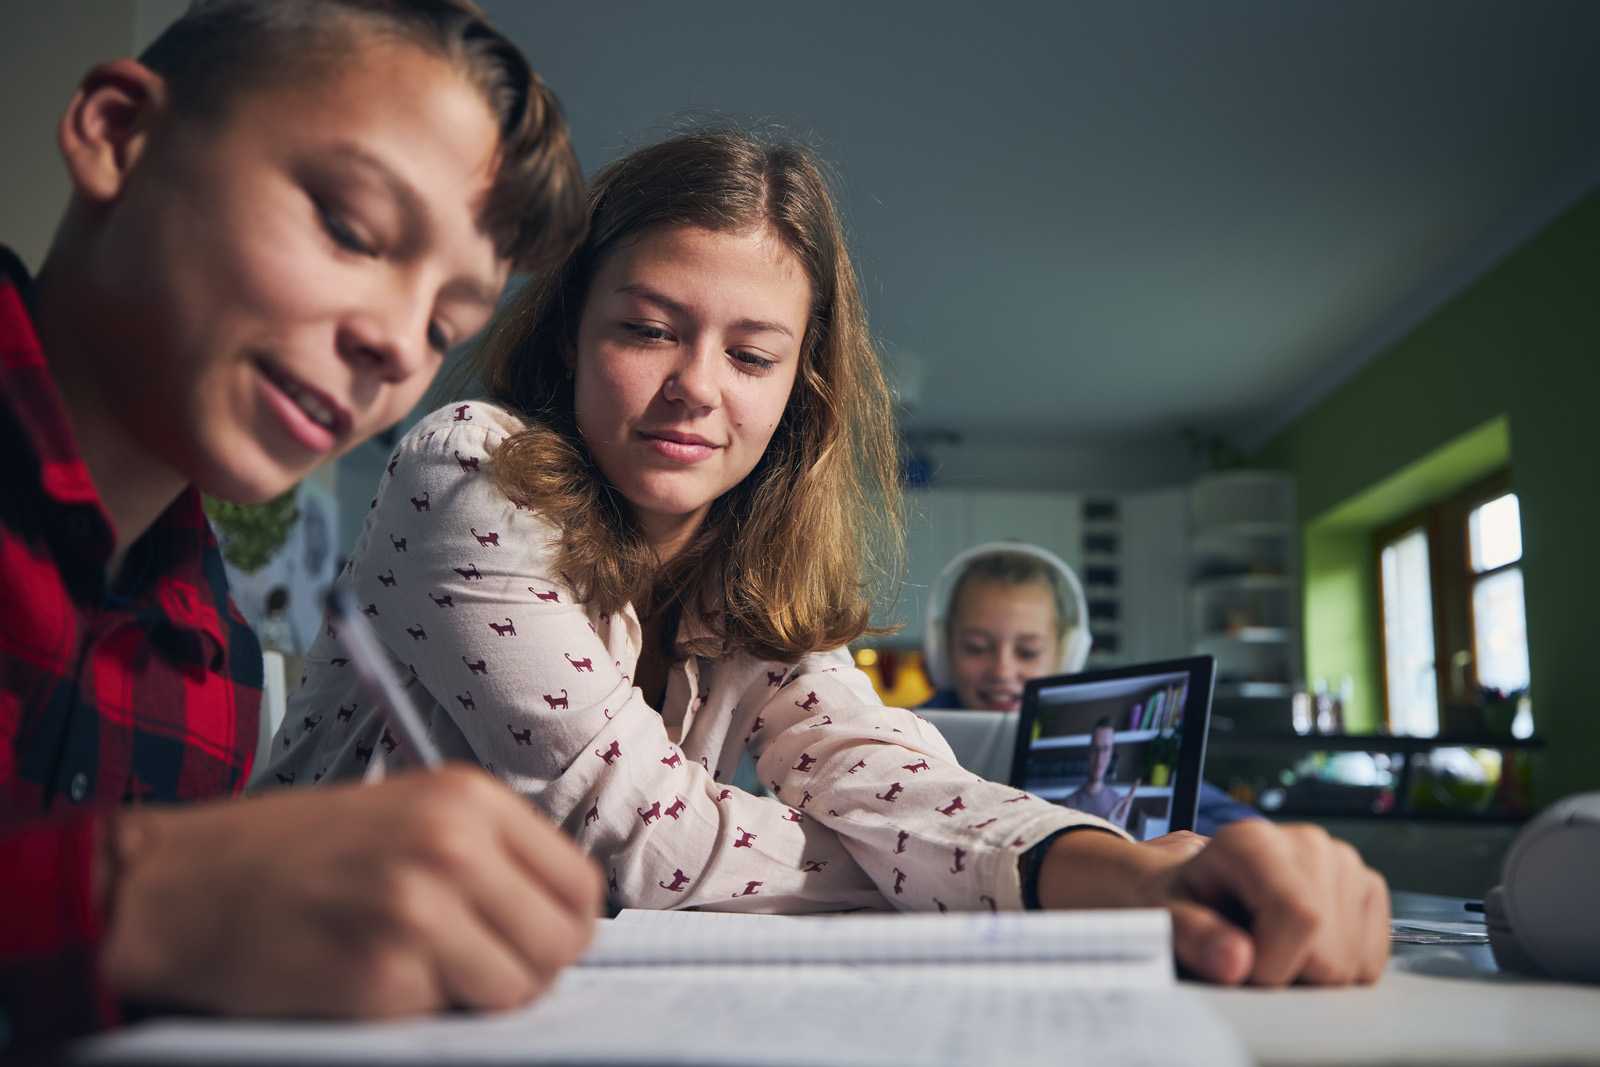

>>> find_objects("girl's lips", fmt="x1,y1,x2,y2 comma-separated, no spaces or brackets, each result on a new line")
640,431,718,464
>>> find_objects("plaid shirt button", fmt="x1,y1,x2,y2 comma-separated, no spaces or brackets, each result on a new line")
68,772,88,803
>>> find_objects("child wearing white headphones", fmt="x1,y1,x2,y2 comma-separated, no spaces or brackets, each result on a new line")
920,542,1260,836
921,542,1091,713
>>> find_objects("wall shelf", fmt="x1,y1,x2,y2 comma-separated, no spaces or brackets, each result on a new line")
1214,681,1296,699
1191,574,1293,594
1030,783,1174,802
1210,732,1543,753
1262,807,1530,825
1188,471,1302,733
1030,728,1162,750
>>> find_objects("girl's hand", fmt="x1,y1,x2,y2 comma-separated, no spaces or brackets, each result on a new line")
1037,821,1389,986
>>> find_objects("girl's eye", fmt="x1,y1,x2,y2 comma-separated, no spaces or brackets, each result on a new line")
732,350,778,373
319,203,378,258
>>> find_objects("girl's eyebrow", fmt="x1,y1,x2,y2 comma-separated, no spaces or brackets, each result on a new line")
615,283,795,339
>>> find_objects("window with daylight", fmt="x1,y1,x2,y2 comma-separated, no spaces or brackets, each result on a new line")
1379,527,1438,736
1375,473,1532,736
1468,493,1529,695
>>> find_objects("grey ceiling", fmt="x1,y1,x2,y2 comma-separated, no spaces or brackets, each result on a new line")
483,0,1600,451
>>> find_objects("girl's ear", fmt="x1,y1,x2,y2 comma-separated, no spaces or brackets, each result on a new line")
58,59,169,204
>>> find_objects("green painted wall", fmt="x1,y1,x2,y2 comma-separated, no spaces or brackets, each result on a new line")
1302,524,1381,733
1258,192,1600,804
1300,417,1512,734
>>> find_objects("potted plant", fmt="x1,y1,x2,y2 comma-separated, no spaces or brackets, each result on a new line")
1478,685,1527,737
1145,728,1180,788
204,489,299,573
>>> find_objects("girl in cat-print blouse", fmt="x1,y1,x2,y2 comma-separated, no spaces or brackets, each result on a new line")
264,130,1389,986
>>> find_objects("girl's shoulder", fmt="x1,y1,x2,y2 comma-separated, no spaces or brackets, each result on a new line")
397,400,530,459
378,401,558,538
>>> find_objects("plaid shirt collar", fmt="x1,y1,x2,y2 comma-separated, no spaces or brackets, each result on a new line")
0,248,230,667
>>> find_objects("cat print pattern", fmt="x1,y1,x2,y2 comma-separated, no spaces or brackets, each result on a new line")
260,401,1126,916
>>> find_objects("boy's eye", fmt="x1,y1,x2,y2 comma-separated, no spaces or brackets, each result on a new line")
319,203,378,257
427,322,452,355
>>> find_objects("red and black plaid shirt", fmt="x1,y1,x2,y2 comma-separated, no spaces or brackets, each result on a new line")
0,249,262,1046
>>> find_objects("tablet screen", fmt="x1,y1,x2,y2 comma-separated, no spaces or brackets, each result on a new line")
1011,657,1213,841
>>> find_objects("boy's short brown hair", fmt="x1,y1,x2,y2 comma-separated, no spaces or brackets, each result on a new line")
139,0,584,272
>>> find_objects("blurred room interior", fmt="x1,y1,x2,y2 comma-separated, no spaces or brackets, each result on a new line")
6,0,1596,899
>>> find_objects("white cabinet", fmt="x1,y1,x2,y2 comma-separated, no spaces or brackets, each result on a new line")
1187,472,1302,729
1118,489,1191,664
881,489,1082,647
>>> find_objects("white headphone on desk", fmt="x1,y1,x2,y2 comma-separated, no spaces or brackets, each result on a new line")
1485,790,1600,983
923,541,1092,690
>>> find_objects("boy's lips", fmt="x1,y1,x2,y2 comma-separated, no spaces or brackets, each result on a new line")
257,359,353,447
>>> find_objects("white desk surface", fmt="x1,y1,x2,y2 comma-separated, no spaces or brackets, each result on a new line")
1199,891,1600,1066
65,893,1600,1066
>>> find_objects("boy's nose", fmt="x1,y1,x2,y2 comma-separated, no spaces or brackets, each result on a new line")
338,305,430,385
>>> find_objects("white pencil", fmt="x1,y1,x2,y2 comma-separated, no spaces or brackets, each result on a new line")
325,588,444,767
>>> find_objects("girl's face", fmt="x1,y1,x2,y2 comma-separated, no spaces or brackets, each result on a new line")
947,577,1062,712
571,224,810,558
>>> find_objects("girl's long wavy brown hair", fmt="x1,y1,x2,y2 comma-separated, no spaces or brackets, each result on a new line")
475,130,905,662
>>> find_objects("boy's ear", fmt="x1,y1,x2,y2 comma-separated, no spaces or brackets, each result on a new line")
58,59,169,204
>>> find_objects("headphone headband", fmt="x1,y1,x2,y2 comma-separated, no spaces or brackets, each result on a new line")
923,541,1092,690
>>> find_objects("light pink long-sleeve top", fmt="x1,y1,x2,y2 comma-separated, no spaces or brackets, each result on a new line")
262,402,1121,912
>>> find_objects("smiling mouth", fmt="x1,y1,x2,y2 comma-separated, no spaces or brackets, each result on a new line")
257,360,348,437
641,430,720,448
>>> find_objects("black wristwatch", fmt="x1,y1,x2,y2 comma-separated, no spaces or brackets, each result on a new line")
1019,827,1076,910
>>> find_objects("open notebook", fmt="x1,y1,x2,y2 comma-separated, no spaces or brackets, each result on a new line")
78,910,1249,1067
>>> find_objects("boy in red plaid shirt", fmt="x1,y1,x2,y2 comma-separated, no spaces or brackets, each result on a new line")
1,1,601,1047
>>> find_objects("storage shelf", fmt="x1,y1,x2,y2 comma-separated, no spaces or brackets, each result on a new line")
1190,574,1293,594
1209,732,1544,753
1192,521,1292,542
1189,472,1301,730
1030,728,1161,750
1215,681,1296,699
1263,807,1530,825
1196,627,1292,645
1032,784,1174,801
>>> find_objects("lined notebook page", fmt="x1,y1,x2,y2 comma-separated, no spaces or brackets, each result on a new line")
590,908,1172,969
81,973,1250,1067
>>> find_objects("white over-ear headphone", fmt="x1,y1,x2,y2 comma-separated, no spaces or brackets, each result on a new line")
923,541,1092,690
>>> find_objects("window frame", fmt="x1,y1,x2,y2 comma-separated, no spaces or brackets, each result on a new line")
1374,469,1516,731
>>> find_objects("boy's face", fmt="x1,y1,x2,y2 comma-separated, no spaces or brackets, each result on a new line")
82,43,509,503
